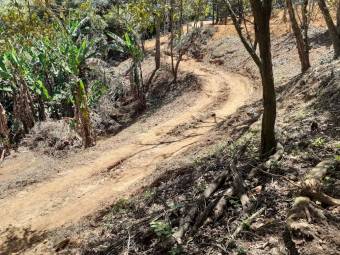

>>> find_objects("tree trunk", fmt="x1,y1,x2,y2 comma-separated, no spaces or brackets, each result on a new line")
74,81,95,148
212,0,215,25
238,0,244,25
179,0,183,37
13,79,35,134
170,0,175,76
216,4,220,24
337,0,340,34
286,0,310,72
251,0,277,158
0,103,10,157
155,16,161,70
318,0,340,59
0,103,9,144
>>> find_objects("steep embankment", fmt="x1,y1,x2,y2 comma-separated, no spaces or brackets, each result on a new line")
0,58,257,254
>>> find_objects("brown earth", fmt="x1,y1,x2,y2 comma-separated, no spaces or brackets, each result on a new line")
0,56,258,254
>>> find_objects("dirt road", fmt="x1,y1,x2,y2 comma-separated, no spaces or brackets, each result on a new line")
0,59,255,250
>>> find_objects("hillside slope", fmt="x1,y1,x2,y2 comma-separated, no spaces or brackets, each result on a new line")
0,57,257,254
79,58,340,255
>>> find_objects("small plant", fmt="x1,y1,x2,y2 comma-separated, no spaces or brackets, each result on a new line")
311,137,326,148
237,247,247,255
150,220,173,238
169,245,183,255
242,221,251,231
268,159,281,170
111,198,131,213
143,189,155,200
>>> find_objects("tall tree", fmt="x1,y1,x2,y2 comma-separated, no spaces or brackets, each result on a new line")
226,0,277,157
286,0,311,72
318,0,340,58
155,15,161,69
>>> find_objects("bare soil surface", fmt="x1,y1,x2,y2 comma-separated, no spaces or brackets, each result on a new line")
1,11,338,255
0,57,257,254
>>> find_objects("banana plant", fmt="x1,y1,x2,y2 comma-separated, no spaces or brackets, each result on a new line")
58,35,96,148
108,32,146,110
0,49,35,133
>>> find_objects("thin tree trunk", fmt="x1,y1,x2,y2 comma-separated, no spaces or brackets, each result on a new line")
74,82,95,148
318,0,340,59
238,0,244,25
212,0,215,25
13,79,35,134
286,0,310,72
170,0,175,75
155,16,161,70
0,103,10,158
337,0,340,34
0,103,9,144
179,0,183,37
216,4,220,24
301,0,310,66
251,0,277,158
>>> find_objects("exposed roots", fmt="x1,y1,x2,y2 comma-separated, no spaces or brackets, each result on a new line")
285,160,339,253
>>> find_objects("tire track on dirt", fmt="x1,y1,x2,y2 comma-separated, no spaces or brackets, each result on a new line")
0,59,256,242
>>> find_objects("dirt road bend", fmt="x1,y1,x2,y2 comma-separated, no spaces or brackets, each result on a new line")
0,60,255,239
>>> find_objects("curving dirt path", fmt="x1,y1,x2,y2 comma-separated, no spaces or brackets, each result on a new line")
0,59,256,249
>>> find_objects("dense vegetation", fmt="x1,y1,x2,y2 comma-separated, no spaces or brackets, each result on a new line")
1,0,339,158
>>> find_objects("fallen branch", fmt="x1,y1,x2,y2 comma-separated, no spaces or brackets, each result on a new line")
226,207,266,246
212,187,234,220
173,142,250,244
172,171,230,243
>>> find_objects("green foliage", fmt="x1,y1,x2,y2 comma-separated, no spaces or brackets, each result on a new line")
169,245,183,255
150,220,173,238
143,189,156,200
237,247,248,255
311,137,326,148
111,198,132,213
88,80,109,107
